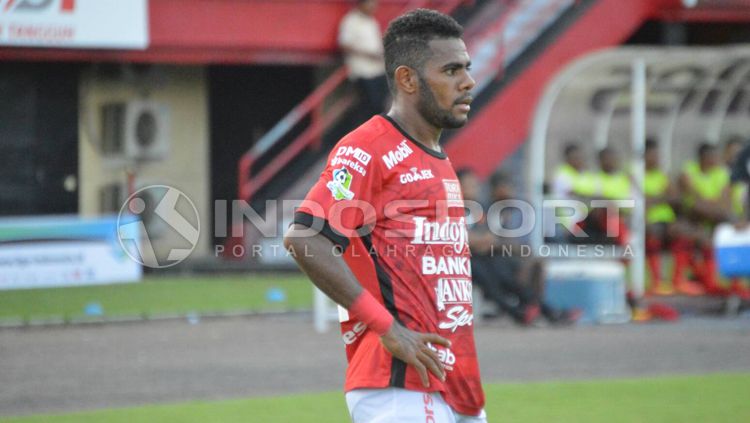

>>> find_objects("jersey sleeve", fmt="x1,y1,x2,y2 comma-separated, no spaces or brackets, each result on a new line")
294,137,381,250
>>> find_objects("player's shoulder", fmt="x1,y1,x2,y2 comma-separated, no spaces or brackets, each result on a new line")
335,115,401,156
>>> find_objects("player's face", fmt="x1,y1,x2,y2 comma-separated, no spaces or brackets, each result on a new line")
416,38,475,129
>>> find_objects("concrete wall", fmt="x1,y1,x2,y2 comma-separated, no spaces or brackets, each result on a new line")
78,65,212,259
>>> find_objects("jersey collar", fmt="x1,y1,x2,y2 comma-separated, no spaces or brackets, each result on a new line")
380,114,448,160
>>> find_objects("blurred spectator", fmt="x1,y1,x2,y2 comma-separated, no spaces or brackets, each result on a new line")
548,142,588,242
724,136,748,221
730,140,750,222
576,147,632,245
723,135,745,168
551,142,586,200
458,168,580,326
338,0,388,120
678,143,733,296
728,140,750,300
643,139,702,296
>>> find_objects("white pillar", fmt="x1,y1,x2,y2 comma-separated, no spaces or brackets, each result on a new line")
630,58,647,298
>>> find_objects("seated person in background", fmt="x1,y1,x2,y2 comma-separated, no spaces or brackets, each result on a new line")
724,136,749,225
728,140,750,300
549,142,589,242
458,168,580,326
679,143,734,296
643,139,703,296
575,147,632,245
730,140,750,222
551,142,587,200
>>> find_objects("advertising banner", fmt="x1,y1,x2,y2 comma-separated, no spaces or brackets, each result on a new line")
0,0,149,49
0,215,142,290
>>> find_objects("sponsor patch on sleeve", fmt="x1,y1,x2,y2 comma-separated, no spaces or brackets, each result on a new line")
327,167,355,201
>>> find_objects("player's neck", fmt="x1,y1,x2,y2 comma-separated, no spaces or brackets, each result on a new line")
386,107,442,153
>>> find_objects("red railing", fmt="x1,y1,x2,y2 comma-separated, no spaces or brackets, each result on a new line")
236,0,471,205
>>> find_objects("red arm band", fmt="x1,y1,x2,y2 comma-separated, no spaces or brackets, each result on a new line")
349,290,394,336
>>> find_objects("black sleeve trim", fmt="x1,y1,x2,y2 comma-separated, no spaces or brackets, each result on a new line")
292,211,350,251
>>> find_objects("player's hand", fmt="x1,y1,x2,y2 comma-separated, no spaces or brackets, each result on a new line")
379,322,451,388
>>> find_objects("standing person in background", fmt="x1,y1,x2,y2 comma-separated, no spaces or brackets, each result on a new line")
679,143,733,296
339,0,388,120
286,9,487,422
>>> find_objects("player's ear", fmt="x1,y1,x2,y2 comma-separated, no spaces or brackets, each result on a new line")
394,65,418,95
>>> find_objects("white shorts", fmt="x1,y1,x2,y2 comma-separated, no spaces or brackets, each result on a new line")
345,388,488,423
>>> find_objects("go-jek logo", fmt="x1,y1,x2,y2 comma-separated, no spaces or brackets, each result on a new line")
117,185,200,269
1,0,75,13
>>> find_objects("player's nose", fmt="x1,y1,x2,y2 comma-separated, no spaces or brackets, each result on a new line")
461,71,476,92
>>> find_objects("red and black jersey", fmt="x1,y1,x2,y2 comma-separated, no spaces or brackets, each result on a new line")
294,115,485,416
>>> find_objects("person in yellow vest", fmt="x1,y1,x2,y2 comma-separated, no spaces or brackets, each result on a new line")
643,139,703,296
552,143,586,199
679,143,733,296
550,143,591,242
587,147,632,245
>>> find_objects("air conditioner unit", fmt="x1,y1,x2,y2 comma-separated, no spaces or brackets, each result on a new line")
100,101,170,161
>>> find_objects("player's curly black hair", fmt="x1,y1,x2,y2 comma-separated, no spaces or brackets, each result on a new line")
382,8,463,94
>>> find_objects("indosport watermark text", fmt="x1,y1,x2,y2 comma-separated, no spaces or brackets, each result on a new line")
118,187,635,268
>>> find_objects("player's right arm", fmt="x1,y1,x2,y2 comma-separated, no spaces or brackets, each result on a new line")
283,227,449,387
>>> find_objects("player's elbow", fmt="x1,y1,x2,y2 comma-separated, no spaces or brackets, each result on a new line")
282,227,299,253
283,224,309,256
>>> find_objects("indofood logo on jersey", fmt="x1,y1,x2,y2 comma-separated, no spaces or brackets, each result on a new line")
435,278,473,333
411,216,468,253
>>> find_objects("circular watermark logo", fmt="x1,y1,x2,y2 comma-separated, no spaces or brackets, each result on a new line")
117,185,200,269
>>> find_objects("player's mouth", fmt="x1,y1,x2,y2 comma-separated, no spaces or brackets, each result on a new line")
454,96,473,113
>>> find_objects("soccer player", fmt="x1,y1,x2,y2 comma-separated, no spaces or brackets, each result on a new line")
284,9,486,422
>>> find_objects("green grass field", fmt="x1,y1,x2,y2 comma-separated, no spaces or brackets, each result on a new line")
1,373,748,422
0,274,311,323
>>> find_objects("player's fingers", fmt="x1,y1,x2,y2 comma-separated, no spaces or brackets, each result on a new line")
420,345,444,372
422,333,451,348
411,359,430,388
418,351,445,382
